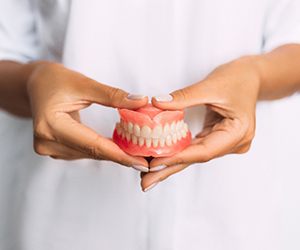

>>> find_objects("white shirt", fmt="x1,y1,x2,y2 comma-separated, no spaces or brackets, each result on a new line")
1,0,300,249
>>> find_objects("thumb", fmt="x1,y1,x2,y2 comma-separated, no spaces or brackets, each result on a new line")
86,81,148,109
151,81,215,110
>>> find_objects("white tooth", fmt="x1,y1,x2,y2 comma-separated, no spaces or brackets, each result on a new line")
128,122,133,134
159,138,165,147
138,137,144,147
121,130,125,139
163,123,170,137
183,123,188,132
153,138,159,147
166,135,172,146
181,129,187,138
176,121,182,131
133,124,140,136
116,123,122,135
146,138,151,148
170,122,176,133
180,120,184,128
123,122,128,131
172,134,177,144
141,126,151,138
125,132,131,142
177,131,182,141
132,135,138,144
152,125,162,138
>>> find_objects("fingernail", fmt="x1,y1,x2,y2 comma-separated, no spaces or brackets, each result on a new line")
144,182,159,192
127,94,147,100
153,94,173,102
132,165,149,172
150,165,167,172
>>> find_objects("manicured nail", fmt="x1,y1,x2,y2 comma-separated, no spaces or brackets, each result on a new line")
132,165,149,172
153,94,173,102
150,165,166,172
127,94,147,100
144,182,158,192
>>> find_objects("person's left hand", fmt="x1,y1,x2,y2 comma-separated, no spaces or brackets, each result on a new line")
141,56,262,191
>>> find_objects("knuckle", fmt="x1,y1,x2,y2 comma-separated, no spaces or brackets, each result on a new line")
237,116,256,143
83,145,103,160
33,140,49,156
33,119,53,140
198,153,213,163
108,87,125,107
244,120,256,143
236,143,252,154
174,88,190,102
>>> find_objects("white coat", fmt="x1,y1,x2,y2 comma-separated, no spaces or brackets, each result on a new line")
1,0,300,249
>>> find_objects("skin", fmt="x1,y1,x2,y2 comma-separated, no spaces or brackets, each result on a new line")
0,61,149,167
141,44,300,191
0,45,300,191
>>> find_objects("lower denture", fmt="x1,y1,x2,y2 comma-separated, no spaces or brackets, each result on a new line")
113,104,192,157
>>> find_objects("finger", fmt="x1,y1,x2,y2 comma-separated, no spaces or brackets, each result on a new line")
150,118,243,167
151,81,219,110
51,112,148,167
141,163,189,191
34,138,90,160
196,127,212,138
84,81,148,109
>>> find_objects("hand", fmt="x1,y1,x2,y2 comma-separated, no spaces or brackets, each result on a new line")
141,57,261,191
27,62,149,170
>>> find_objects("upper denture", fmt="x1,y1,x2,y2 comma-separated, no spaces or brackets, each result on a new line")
113,104,191,157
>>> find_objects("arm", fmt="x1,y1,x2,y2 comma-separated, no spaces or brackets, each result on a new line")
141,44,300,191
0,60,149,169
256,44,300,100
0,61,37,117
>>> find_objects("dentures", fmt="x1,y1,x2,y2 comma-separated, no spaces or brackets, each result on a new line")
113,104,191,157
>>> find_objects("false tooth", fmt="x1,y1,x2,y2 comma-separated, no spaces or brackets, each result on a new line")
177,131,182,141
123,122,128,131
146,138,151,148
176,121,182,131
163,123,170,137
183,123,188,132
138,137,144,147
180,120,184,127
170,122,176,133
152,125,163,138
116,123,122,135
172,134,177,144
128,122,133,134
125,132,131,142
159,138,165,147
141,126,151,138
166,135,172,146
153,138,159,147
132,135,138,145
181,129,187,138
133,124,140,136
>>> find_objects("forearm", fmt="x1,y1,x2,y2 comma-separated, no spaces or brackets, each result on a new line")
255,44,300,100
0,60,41,117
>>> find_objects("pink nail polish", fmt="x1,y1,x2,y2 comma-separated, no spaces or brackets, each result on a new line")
132,165,149,172
150,165,166,172
153,94,173,102
127,94,146,100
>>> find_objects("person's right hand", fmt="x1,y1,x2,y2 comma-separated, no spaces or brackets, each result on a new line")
26,62,149,171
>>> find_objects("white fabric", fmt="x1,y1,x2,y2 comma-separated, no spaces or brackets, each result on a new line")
1,0,300,249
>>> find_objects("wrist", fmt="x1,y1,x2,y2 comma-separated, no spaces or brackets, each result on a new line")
18,61,58,116
234,55,265,100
